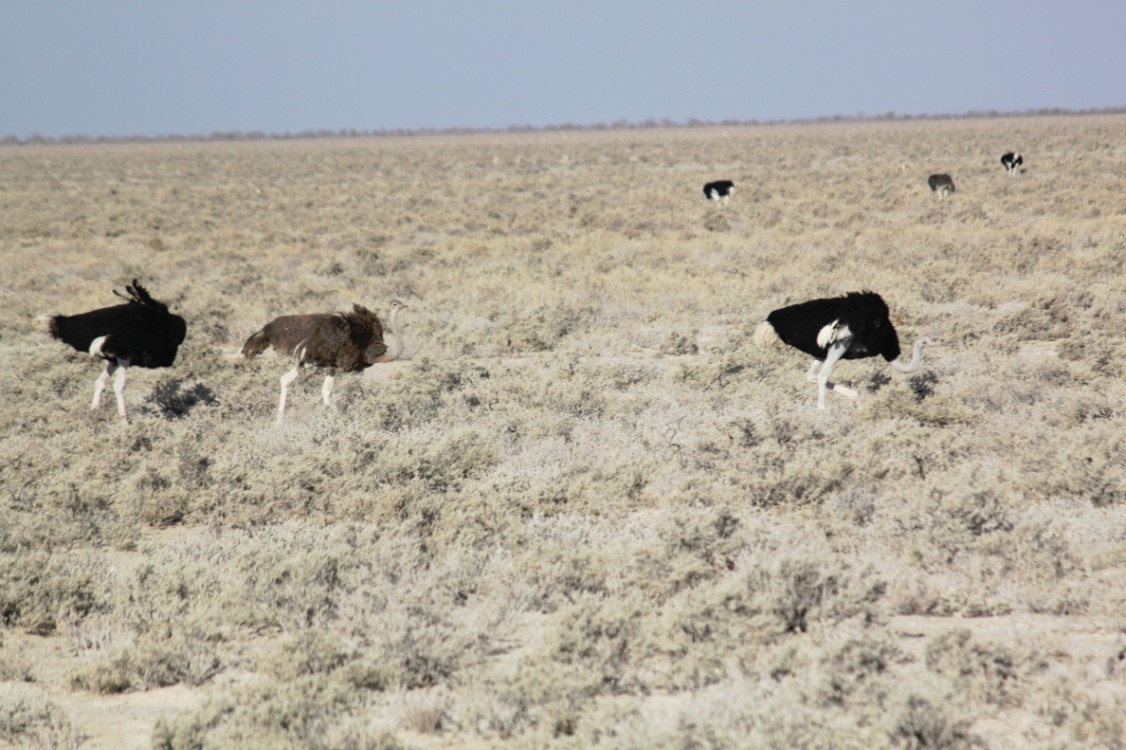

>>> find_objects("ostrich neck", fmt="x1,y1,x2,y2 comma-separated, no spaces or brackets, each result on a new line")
375,309,404,362
890,340,924,373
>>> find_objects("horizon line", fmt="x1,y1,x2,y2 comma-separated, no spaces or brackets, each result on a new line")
5,105,1125,147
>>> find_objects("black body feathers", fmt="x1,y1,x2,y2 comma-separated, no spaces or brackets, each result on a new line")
756,290,925,410
765,291,902,362
703,180,734,200
47,279,186,368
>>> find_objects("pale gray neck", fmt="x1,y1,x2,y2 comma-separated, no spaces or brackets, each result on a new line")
374,307,404,362
890,339,925,373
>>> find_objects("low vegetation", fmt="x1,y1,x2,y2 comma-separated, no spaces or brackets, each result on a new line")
2,115,1125,748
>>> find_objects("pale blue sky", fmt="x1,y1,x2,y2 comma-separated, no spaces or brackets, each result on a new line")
2,1,1123,139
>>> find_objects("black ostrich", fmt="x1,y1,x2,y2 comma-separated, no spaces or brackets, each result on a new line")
927,174,955,198
1000,151,1023,175
703,180,735,204
753,291,928,410
242,300,407,421
44,279,186,421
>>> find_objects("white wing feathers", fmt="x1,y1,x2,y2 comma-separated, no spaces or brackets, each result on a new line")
816,320,851,350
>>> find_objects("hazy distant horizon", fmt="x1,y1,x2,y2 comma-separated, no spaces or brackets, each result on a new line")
6,105,1126,145
3,2,1124,141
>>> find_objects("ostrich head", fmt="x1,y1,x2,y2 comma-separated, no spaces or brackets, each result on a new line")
890,337,935,374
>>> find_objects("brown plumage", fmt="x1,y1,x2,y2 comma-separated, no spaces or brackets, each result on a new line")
927,173,955,198
242,300,407,420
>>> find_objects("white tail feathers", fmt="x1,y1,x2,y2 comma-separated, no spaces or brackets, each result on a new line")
753,321,779,348
37,314,60,339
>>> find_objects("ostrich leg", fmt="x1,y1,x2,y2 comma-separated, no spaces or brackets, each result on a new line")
112,360,129,420
807,358,858,406
92,361,115,410
278,366,299,422
816,342,859,410
322,374,339,412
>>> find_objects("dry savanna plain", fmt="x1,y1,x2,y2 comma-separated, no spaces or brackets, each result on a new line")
1,115,1125,749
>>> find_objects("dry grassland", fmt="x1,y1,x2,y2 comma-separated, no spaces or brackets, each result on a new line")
2,115,1126,749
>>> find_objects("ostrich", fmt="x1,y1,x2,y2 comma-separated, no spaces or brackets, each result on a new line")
44,279,186,421
242,300,407,421
928,174,955,198
703,180,734,205
753,291,927,410
1000,151,1023,175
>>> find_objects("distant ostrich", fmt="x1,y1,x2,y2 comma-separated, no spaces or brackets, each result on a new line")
1000,151,1023,175
754,291,927,410
44,279,186,421
703,180,735,205
242,300,408,420
928,174,955,198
